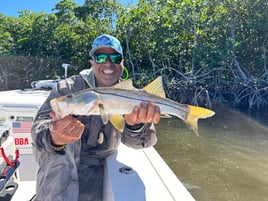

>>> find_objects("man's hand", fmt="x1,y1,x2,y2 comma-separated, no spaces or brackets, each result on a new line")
49,111,85,145
124,101,161,126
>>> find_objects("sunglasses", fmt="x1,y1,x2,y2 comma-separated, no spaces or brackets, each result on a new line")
94,53,123,64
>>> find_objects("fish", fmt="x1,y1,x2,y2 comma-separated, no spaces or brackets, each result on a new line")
50,76,215,135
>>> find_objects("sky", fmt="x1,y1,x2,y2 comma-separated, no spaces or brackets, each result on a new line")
0,0,137,17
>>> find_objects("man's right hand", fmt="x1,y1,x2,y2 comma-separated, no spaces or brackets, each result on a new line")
49,111,85,145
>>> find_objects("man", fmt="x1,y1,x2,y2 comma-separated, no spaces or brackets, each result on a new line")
31,34,161,201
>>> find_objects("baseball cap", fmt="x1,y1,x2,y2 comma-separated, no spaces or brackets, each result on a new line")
89,34,123,57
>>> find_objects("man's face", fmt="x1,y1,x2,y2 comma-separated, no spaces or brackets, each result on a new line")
90,47,123,87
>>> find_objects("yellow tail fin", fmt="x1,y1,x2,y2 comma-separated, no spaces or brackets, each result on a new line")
185,105,215,135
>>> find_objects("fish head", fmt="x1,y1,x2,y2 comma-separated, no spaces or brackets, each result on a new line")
50,91,100,119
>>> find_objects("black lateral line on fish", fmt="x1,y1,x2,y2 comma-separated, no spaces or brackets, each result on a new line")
93,89,188,115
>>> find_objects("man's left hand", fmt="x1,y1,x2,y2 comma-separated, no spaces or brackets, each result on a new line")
124,101,161,126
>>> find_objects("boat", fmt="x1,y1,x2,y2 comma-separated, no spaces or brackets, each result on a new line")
0,67,196,201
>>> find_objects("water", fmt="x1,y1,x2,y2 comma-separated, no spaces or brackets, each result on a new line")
154,104,268,201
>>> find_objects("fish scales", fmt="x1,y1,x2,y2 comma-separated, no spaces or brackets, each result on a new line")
93,88,189,120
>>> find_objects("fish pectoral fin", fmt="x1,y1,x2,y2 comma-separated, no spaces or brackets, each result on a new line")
99,103,109,124
113,78,136,90
109,115,125,133
143,76,166,98
185,105,215,135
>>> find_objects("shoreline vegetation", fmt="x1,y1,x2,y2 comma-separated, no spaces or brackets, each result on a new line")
0,0,267,111
1,55,267,112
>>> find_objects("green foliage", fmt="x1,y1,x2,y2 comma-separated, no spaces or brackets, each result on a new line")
0,0,267,109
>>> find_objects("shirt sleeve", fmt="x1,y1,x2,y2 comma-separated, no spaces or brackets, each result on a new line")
31,75,86,156
31,87,64,155
121,123,158,149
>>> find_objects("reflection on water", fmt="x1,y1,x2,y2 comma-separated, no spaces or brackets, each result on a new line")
155,104,268,201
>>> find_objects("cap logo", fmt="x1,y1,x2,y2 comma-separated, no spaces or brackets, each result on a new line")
97,35,111,45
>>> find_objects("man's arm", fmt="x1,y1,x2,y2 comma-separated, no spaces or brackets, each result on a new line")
31,75,86,155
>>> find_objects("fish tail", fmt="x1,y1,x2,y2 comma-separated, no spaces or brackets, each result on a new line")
185,105,215,135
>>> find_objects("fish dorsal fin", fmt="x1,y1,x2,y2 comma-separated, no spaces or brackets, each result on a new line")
113,79,136,90
143,76,166,98
109,115,125,133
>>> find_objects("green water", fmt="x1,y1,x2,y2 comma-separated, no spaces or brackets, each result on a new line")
155,105,268,201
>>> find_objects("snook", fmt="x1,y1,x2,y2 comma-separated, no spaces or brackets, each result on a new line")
50,77,215,135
